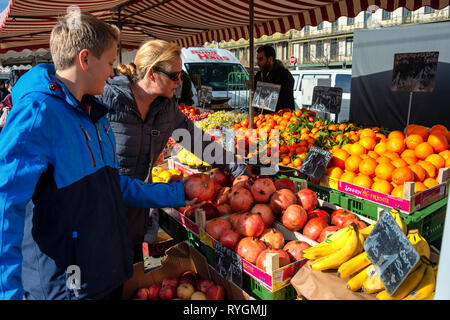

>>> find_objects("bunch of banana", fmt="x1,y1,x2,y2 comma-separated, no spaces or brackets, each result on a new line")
376,257,435,300
407,229,431,259
304,224,365,271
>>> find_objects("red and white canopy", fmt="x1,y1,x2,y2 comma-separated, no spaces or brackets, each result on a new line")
1,0,449,53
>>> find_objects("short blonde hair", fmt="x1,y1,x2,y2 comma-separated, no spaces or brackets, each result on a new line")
50,11,120,70
117,39,181,82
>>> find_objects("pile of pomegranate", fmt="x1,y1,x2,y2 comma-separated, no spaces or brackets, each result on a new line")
134,271,225,300
179,169,368,272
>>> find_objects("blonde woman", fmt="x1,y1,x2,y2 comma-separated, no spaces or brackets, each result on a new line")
97,40,249,263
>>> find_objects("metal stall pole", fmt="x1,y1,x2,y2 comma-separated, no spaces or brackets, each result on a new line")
118,6,123,64
248,0,254,129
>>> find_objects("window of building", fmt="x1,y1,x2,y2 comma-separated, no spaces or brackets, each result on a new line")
345,37,353,56
382,10,391,20
304,25,310,35
330,39,338,59
332,21,339,32
347,17,354,25
317,22,323,30
335,74,352,93
316,40,324,58
402,8,412,23
424,6,435,14
303,42,310,62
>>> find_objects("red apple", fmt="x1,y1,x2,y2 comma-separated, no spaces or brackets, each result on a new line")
136,288,150,300
159,285,176,300
197,279,215,294
190,291,207,300
162,277,179,288
148,284,161,300
206,285,225,300
179,271,197,287
177,283,195,300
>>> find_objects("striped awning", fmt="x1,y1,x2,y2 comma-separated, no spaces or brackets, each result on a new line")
1,0,449,53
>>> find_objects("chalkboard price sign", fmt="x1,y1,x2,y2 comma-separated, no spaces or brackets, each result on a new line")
299,146,332,181
252,82,281,112
198,85,213,104
312,86,343,114
214,240,243,288
363,210,420,296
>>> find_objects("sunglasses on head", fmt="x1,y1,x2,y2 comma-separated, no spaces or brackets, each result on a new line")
153,66,182,81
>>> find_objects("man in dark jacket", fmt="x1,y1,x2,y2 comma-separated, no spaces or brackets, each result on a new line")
254,45,295,113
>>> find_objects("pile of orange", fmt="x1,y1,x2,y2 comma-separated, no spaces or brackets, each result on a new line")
327,124,449,199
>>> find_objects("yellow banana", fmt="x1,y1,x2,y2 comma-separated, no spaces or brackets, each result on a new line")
303,226,350,251
407,229,430,259
403,263,435,300
390,209,407,234
302,227,353,260
311,225,360,271
423,292,434,300
359,224,374,239
356,230,365,254
347,264,374,292
376,262,427,300
338,251,372,279
362,269,385,294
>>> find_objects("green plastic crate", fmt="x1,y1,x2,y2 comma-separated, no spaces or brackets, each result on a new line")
159,209,188,243
187,231,216,267
243,274,297,300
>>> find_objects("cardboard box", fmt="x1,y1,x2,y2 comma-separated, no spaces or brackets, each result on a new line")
122,241,251,300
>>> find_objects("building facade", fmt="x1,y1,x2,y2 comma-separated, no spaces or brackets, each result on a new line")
216,6,450,69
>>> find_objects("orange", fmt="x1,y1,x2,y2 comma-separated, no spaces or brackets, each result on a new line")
375,133,387,143
360,154,370,160
360,128,376,139
331,149,350,169
391,167,415,185
374,142,387,156
386,138,406,154
439,150,450,161
423,178,438,189
388,131,405,140
402,157,417,165
414,182,427,194
427,133,448,153
425,154,445,170
353,175,373,189
417,161,437,179
384,152,400,161
401,149,416,159
341,144,352,153
408,164,426,182
391,158,408,168
371,179,393,195
293,158,302,167
404,124,417,136
345,155,362,173
367,150,379,160
359,158,378,178
376,156,392,164
349,143,367,156
446,158,450,168
391,185,405,199
282,156,291,165
405,134,424,150
375,163,395,181
359,136,377,151
326,166,343,179
340,171,357,184
409,125,429,140
414,142,434,160
429,124,448,136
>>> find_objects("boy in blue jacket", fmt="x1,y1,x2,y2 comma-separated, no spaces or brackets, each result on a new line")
0,11,190,300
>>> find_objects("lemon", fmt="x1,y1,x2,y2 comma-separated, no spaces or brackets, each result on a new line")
158,171,172,182
169,169,182,176
152,176,165,183
152,166,164,176
186,153,196,166
177,149,188,164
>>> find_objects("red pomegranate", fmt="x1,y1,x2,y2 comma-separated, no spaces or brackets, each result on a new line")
331,209,356,228
270,189,298,214
302,217,329,241
296,188,318,212
274,177,297,193
215,187,232,205
210,168,228,186
219,229,241,250
184,174,215,202
236,237,267,264
205,218,232,241
317,226,340,243
216,203,232,217
229,187,254,213
308,209,330,225
236,212,265,237
283,240,311,262
255,249,291,272
250,204,274,227
342,218,367,230
281,204,308,232
232,175,249,190
259,228,285,249
199,202,219,220
248,178,276,203
183,205,200,221
228,213,243,230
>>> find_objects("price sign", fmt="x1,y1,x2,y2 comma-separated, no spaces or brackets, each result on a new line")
390,52,439,93
364,210,420,296
312,86,343,114
252,81,281,112
214,240,243,288
198,85,213,104
299,146,332,181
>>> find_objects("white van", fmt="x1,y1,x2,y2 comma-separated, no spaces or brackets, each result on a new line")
290,69,352,122
181,47,248,109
